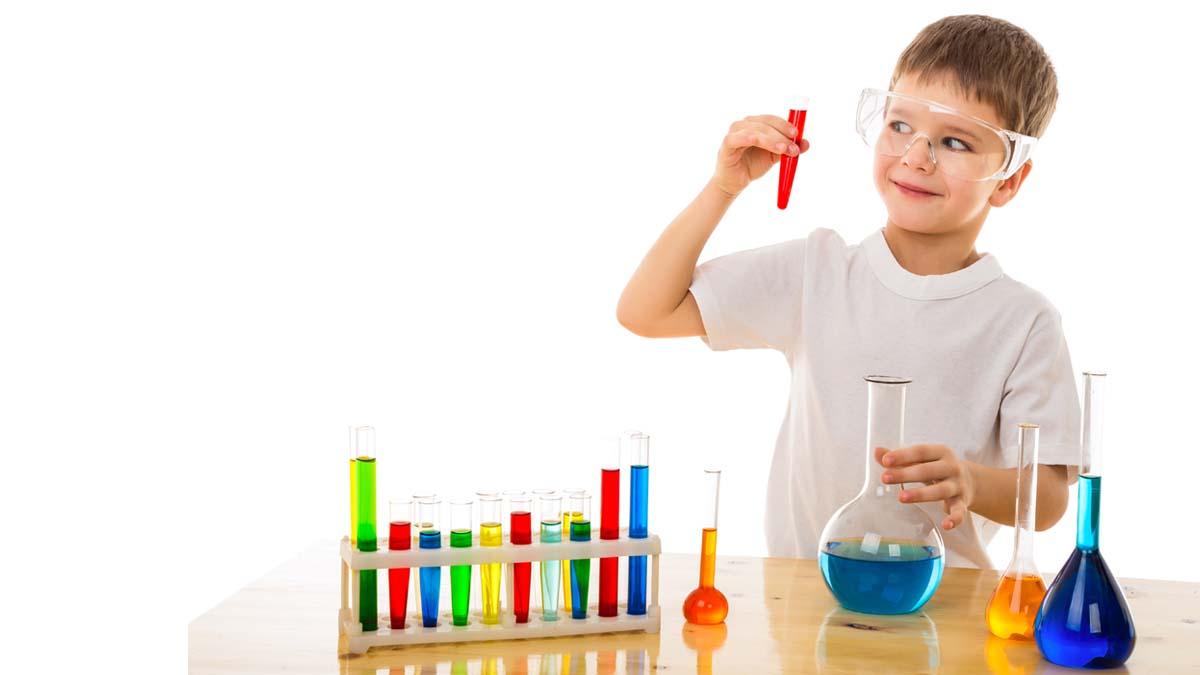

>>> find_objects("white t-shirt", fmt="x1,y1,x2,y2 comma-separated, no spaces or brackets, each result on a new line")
688,227,1081,568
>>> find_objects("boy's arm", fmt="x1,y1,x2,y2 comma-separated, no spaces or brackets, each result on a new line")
616,116,807,338
965,462,1069,531
616,180,734,338
878,445,1070,531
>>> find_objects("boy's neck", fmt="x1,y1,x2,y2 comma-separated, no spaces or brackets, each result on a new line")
881,222,984,276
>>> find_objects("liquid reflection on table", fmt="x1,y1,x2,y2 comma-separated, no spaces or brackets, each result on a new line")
338,647,650,675
188,541,1199,674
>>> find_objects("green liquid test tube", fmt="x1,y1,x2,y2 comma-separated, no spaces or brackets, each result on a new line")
353,425,378,631
568,493,592,619
449,498,474,626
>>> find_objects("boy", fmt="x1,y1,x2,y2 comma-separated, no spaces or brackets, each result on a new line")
616,15,1079,568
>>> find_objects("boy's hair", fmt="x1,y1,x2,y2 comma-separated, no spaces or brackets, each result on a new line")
890,15,1058,138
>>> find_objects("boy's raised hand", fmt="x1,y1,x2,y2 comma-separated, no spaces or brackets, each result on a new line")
875,445,976,531
711,115,810,198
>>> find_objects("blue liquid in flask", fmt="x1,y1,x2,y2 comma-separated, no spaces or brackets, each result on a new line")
1035,475,1135,668
820,538,944,615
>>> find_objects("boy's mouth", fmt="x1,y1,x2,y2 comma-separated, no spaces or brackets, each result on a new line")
891,179,941,198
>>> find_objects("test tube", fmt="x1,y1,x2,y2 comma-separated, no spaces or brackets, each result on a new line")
627,432,650,615
599,437,622,617
387,498,413,629
568,492,592,619
353,425,378,631
410,492,437,553
508,491,533,623
347,426,357,547
538,492,563,621
560,487,586,614
449,498,474,626
776,98,810,209
417,498,442,627
480,495,504,624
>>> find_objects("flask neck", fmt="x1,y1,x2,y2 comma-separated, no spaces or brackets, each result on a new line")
1076,473,1101,551
862,377,908,498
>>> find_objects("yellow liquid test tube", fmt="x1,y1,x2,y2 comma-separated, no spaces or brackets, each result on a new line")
480,495,504,624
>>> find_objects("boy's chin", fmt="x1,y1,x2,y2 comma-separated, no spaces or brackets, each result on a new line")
885,213,951,236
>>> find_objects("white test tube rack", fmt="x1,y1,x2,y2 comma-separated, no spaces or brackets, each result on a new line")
340,528,662,654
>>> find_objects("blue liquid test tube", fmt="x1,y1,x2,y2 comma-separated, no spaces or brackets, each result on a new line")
626,432,650,615
416,498,442,627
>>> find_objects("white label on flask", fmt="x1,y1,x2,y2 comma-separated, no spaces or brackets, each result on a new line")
888,543,901,558
861,532,881,555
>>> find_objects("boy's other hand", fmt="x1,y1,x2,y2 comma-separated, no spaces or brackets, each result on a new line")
712,115,810,198
875,444,976,531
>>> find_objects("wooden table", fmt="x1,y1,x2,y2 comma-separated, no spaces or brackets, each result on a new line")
189,540,1200,673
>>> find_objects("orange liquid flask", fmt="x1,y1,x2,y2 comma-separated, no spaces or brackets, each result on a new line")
683,469,728,624
986,424,1048,639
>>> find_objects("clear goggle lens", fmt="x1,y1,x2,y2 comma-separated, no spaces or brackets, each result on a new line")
856,89,1034,182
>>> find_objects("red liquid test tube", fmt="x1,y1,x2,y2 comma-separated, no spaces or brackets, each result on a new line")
776,97,809,210
387,499,413,629
508,492,533,623
599,439,621,617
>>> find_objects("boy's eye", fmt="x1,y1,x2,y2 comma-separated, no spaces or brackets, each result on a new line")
943,136,972,152
888,120,912,134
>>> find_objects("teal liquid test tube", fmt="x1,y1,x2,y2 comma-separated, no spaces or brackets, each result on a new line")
353,425,378,631
626,432,650,615
538,492,563,621
417,497,442,627
449,498,474,626
568,493,592,619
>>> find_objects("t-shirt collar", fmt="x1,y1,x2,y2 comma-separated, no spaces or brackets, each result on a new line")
863,228,1003,300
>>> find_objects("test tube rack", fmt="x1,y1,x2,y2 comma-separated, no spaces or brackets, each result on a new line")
339,529,662,654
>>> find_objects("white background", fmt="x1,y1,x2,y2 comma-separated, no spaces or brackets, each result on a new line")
2,0,1197,669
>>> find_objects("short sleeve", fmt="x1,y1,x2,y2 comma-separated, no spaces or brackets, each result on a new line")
999,307,1082,473
688,238,806,352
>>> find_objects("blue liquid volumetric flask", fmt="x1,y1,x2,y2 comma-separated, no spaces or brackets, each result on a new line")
1035,372,1135,668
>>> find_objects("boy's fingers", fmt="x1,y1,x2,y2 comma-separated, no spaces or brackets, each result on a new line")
882,444,946,467
898,480,956,504
873,446,890,465
729,121,801,155
942,498,967,530
743,114,799,140
882,460,949,485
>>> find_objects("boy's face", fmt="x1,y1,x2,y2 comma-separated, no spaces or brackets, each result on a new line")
873,71,1028,237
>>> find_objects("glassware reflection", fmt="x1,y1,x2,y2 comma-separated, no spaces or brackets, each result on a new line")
815,607,940,674
681,621,729,674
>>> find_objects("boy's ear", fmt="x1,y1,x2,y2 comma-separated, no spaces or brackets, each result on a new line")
990,160,1033,208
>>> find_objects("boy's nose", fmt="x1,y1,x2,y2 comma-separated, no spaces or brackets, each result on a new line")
900,134,936,174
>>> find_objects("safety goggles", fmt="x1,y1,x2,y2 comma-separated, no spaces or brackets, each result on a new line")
856,88,1037,182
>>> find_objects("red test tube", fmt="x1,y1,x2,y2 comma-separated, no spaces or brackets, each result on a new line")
387,498,412,629
776,97,810,209
507,491,533,623
599,437,621,617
